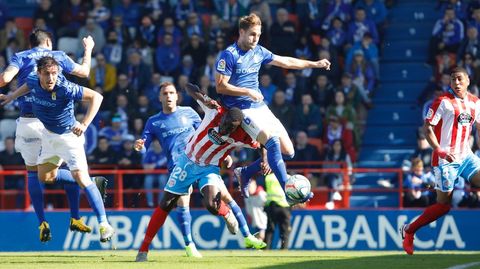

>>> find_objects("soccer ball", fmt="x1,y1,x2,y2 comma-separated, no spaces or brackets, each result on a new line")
285,174,311,202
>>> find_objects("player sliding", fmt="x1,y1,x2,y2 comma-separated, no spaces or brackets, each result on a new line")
0,29,107,242
401,67,480,255
215,13,327,201
135,83,267,262
0,56,114,242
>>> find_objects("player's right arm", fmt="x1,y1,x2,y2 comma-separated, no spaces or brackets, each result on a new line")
72,86,103,136
0,65,20,87
423,97,456,162
136,118,154,151
70,36,95,78
214,50,263,101
0,82,30,105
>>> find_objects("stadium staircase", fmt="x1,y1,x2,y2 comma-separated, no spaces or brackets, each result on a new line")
352,0,439,207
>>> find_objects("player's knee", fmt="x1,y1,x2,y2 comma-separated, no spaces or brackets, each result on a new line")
282,152,295,160
256,130,271,145
159,194,177,212
39,172,55,183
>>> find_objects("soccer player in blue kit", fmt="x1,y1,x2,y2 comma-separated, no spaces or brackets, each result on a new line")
215,13,330,202
133,82,204,258
0,29,107,241
1,56,115,242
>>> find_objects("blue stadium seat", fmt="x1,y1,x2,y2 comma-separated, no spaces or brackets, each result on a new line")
380,63,433,82
373,82,425,103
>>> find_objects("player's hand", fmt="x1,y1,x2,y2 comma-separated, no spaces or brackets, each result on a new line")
205,99,220,109
223,155,233,168
248,90,264,102
82,35,95,51
72,122,87,136
316,59,331,70
134,139,145,151
260,162,272,175
435,148,456,162
0,94,13,106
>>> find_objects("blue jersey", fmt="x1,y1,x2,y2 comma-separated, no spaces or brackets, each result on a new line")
215,43,274,109
26,73,83,134
10,47,78,115
142,107,201,172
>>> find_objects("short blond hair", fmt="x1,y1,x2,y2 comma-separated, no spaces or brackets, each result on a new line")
411,157,424,169
239,13,262,31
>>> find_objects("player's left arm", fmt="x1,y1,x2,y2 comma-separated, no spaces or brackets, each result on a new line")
269,55,331,70
0,83,30,105
72,87,103,136
185,82,220,109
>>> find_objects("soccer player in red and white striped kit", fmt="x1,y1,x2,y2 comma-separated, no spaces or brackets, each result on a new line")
401,67,480,254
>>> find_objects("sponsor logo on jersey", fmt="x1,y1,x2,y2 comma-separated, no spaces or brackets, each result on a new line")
236,66,260,74
457,112,473,125
217,59,226,72
207,128,226,145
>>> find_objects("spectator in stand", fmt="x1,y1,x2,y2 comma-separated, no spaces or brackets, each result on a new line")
98,114,129,152
325,90,357,133
411,130,433,172
182,34,207,68
130,38,154,68
283,72,302,104
0,18,25,52
144,0,165,24
199,74,218,102
105,74,134,110
145,73,162,110
198,54,217,87
136,15,157,48
347,7,379,45
323,115,356,158
403,158,435,208
143,140,168,208
292,131,321,167
0,137,25,207
134,95,155,122
3,38,20,64
175,0,195,29
346,33,380,79
322,0,352,32
131,117,145,140
270,8,297,57
309,74,335,115
34,0,59,33
112,94,134,130
458,52,480,87
57,0,88,38
176,75,194,106
113,0,141,36
418,72,451,105
429,5,464,64
354,0,388,31
323,139,353,210
269,90,295,134
249,0,272,29
347,49,376,95
103,30,123,68
457,26,480,61
122,50,152,94
313,49,341,85
259,74,277,105
118,135,144,197
304,0,322,33
156,33,180,77
207,14,225,51
244,178,268,241
440,0,468,21
33,18,55,41
337,72,365,112
469,6,480,35
221,0,248,28
88,136,117,165
89,0,111,31
78,17,105,54
89,53,117,106
157,17,183,47
293,94,323,138
327,17,347,54
109,16,132,48
185,13,204,39
175,54,197,82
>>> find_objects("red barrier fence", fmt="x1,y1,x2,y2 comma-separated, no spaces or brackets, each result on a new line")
0,162,406,210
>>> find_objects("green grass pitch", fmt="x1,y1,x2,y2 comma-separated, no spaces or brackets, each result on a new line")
0,250,479,269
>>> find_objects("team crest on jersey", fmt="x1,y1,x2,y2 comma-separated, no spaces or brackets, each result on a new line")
217,59,226,72
51,92,56,100
207,128,226,145
457,112,473,125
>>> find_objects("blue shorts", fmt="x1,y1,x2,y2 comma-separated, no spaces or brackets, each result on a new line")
164,153,224,195
433,153,480,192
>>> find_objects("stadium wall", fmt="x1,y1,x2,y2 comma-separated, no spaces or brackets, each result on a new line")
1,210,478,251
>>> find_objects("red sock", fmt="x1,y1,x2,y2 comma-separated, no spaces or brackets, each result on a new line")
217,200,229,216
406,203,451,234
139,207,169,252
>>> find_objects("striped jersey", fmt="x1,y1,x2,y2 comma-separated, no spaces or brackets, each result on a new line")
426,91,480,166
185,101,260,166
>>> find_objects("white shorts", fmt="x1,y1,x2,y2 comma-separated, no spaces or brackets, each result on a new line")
38,129,88,171
15,117,44,166
240,104,289,140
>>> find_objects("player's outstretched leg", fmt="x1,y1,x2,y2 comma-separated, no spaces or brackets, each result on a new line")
400,224,414,255
265,136,289,190
234,158,262,198
177,195,202,258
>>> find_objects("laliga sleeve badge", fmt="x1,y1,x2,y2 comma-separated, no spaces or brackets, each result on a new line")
217,59,226,72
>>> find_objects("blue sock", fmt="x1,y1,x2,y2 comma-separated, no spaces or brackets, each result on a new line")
55,169,77,185
265,136,289,189
84,184,107,223
282,153,295,160
229,200,250,237
27,171,45,224
176,206,193,246
242,158,262,179
63,184,80,219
